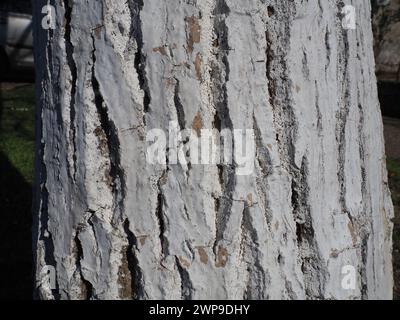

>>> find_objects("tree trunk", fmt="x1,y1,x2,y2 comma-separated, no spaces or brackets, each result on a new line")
33,0,394,300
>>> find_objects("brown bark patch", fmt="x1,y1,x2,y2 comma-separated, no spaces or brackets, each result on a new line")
117,246,133,299
330,249,340,259
246,193,253,207
347,221,358,245
197,247,209,264
215,245,228,268
178,256,191,269
153,46,167,56
192,112,203,137
93,24,103,39
137,235,148,246
185,15,201,54
94,126,108,156
165,78,174,88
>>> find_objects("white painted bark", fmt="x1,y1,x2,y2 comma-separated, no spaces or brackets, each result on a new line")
33,0,393,300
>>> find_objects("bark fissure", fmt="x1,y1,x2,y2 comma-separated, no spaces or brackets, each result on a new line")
325,26,332,73
335,0,351,217
264,2,297,172
314,81,323,135
129,0,151,115
123,219,145,300
211,0,236,253
292,156,326,299
241,204,268,299
239,206,250,299
264,3,329,298
175,256,194,300
73,232,94,300
357,97,369,298
91,35,126,218
173,79,186,130
63,0,78,180
360,233,370,299
265,29,275,108
156,171,168,257
45,24,63,128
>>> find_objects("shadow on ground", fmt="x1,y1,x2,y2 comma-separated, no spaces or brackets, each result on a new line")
379,82,400,119
0,82,34,299
0,151,32,299
384,117,400,300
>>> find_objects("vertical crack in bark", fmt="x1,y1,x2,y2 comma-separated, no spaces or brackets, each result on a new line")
175,256,194,300
90,34,134,297
63,0,78,180
360,232,370,299
241,204,268,299
156,171,168,257
122,219,145,299
264,1,327,298
358,98,369,299
173,78,186,131
128,0,151,118
73,231,93,300
239,205,250,299
335,1,351,217
210,0,236,253
325,26,332,73
37,186,57,294
264,2,297,173
301,50,310,80
91,35,126,218
292,156,326,299
314,81,323,135
265,28,275,108
45,22,63,128
213,110,222,132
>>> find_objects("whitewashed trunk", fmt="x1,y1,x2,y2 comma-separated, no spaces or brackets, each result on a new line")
33,0,394,300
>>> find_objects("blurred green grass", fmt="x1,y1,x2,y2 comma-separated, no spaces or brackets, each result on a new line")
0,84,35,183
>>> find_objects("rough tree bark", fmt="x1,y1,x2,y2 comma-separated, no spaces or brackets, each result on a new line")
33,0,394,300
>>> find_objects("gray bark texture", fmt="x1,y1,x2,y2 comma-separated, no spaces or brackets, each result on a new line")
33,0,394,300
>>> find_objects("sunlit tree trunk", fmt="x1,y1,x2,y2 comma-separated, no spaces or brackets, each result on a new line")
32,0,393,300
